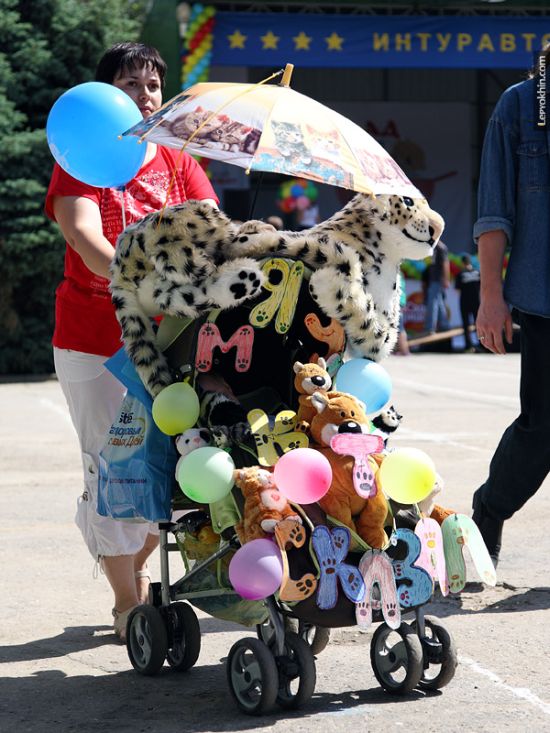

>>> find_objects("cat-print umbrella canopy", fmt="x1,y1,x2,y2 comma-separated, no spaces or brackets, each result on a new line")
122,65,421,198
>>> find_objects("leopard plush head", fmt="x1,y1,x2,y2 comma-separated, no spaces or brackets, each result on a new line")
367,194,445,262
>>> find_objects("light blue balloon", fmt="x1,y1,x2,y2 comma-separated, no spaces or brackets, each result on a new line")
334,358,392,415
46,82,146,188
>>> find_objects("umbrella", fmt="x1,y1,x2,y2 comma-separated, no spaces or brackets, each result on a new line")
122,65,421,199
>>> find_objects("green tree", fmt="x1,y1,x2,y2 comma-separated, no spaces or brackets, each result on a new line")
0,0,147,374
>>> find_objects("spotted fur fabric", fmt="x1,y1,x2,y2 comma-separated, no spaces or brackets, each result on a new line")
231,193,444,360
110,202,270,395
110,194,444,397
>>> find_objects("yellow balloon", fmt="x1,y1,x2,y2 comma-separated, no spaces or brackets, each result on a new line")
152,382,200,436
377,448,436,505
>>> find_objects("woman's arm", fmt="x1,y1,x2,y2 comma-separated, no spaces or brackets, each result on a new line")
52,196,114,279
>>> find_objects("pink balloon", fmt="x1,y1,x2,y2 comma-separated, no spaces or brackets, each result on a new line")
273,448,332,504
229,539,284,600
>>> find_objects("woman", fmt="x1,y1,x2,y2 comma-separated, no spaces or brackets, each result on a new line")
45,42,218,640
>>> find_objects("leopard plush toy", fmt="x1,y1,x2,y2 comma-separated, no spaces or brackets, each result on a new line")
110,194,444,397
231,193,444,361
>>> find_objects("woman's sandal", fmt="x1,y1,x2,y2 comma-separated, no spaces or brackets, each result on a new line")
112,606,136,642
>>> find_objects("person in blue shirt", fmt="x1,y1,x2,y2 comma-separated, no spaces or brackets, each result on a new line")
472,46,550,567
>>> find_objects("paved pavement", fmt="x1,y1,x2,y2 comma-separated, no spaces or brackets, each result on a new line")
1,352,550,732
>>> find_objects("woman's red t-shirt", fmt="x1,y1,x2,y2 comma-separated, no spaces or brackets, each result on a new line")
45,146,217,357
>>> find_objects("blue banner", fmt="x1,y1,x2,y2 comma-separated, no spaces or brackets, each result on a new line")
212,13,550,69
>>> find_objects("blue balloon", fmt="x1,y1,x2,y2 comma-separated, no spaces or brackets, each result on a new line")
334,358,392,415
291,183,304,196
46,82,146,188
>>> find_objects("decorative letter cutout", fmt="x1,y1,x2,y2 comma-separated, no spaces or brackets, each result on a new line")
195,323,254,373
249,258,304,334
414,517,449,596
247,408,309,466
311,525,365,610
441,513,497,593
356,550,401,630
391,528,434,607
304,313,346,367
274,519,317,602
330,433,384,499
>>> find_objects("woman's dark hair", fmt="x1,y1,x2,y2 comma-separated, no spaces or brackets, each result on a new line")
95,42,167,88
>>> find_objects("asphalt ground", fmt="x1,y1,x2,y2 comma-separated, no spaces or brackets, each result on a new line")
1,351,550,732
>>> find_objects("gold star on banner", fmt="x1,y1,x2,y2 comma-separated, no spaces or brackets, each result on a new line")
228,29,246,49
293,31,312,51
261,30,280,50
325,32,344,51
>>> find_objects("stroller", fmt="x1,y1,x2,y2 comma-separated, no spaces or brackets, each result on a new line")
120,257,458,715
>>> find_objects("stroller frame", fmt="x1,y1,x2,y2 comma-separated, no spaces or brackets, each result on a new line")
122,258,458,714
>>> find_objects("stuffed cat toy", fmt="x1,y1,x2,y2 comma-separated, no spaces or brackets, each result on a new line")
293,357,332,430
233,466,302,544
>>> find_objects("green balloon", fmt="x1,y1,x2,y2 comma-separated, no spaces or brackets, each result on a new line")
152,382,200,436
177,447,235,503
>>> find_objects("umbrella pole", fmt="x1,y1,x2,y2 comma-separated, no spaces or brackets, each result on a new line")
247,171,264,219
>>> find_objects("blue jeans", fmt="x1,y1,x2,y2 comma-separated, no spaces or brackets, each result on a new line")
476,311,550,520
424,282,450,333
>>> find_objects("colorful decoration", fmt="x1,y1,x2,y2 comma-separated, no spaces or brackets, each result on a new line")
274,519,318,602
400,252,495,282
273,447,332,504
442,513,497,593
247,409,309,466
249,258,304,333
311,526,365,610
177,446,235,503
228,538,284,601
391,528,434,608
377,447,437,505
330,433,384,499
414,517,449,596
334,358,392,416
152,382,200,436
356,550,401,630
304,313,346,364
181,4,217,90
277,178,319,215
46,82,146,188
195,322,254,373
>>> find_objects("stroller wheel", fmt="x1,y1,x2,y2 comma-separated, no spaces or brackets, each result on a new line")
227,638,279,715
126,605,167,676
275,632,316,710
370,622,423,695
165,602,201,672
412,615,458,690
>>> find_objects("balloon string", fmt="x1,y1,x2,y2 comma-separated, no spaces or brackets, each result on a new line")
156,68,285,228
119,186,126,230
